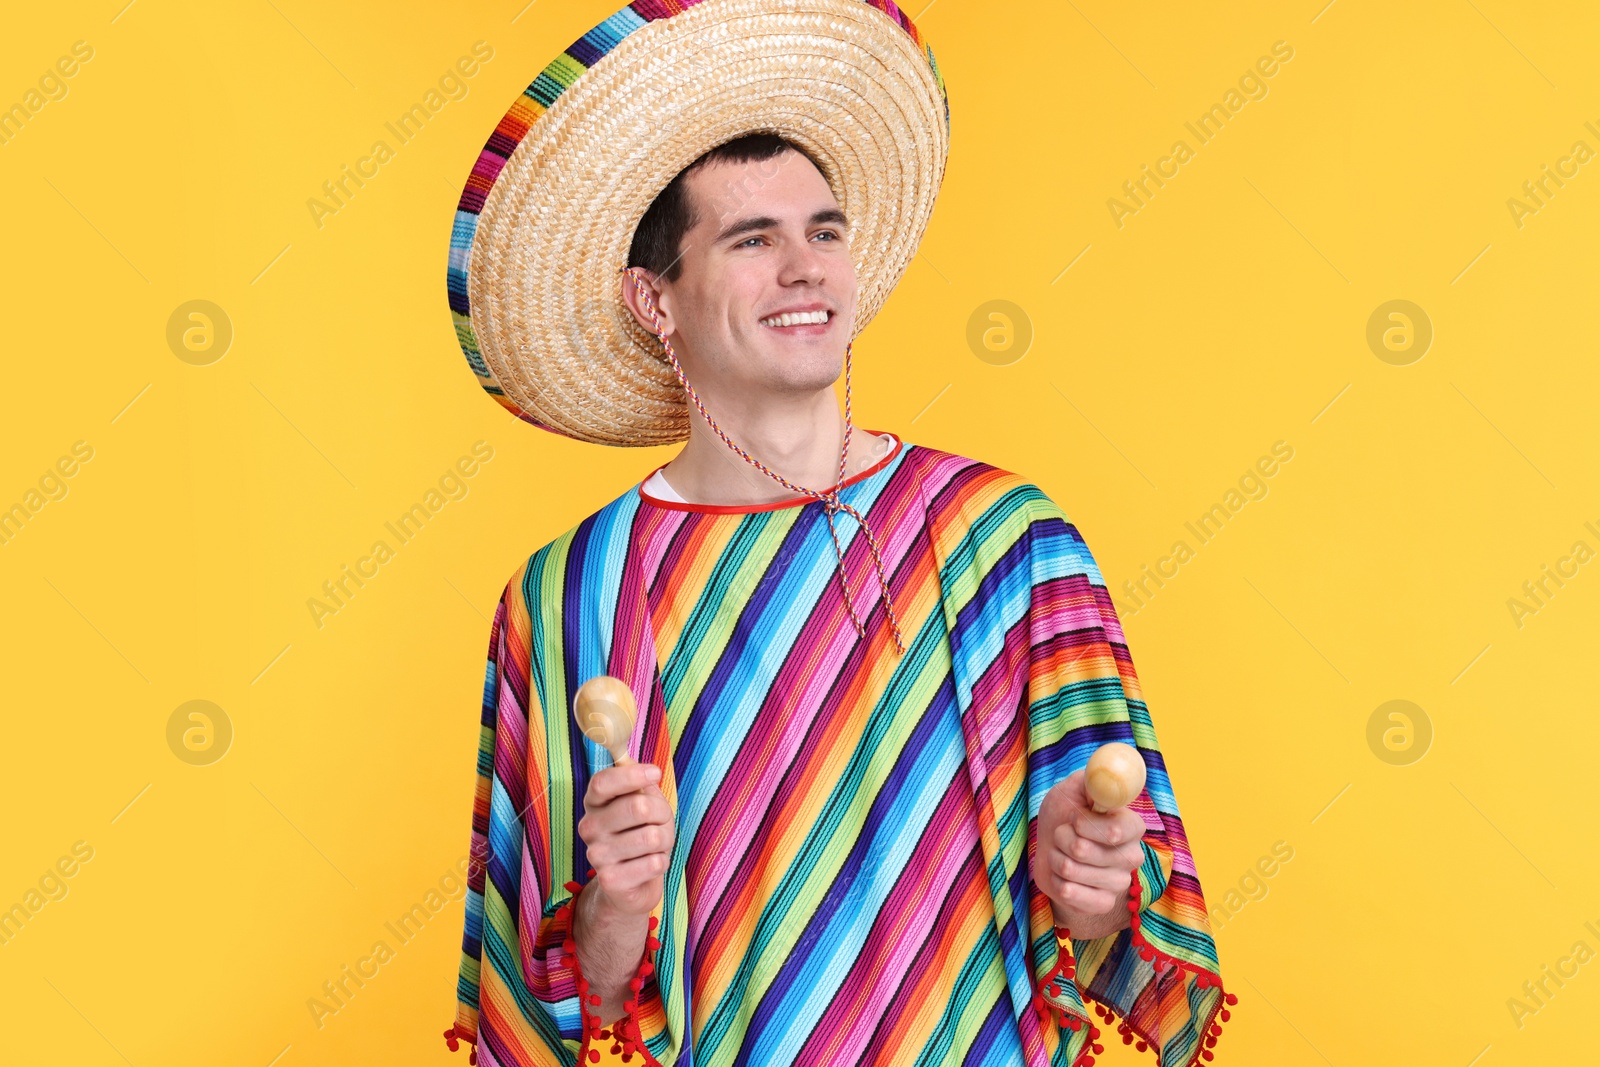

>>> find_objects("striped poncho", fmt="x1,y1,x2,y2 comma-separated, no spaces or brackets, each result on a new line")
445,434,1230,1067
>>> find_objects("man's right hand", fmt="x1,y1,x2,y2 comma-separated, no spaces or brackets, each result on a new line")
577,762,674,917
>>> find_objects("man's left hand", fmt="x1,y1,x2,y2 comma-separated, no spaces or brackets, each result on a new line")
1035,768,1147,938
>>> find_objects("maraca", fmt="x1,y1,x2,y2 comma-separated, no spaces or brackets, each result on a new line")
573,674,638,766
1084,742,1145,813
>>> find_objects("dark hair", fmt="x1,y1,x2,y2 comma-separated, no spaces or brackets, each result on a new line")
628,133,825,282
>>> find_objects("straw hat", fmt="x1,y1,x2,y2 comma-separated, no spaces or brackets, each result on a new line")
447,0,951,447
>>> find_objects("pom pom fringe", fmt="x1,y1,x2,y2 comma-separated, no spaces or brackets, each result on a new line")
443,868,663,1065
1032,870,1237,1067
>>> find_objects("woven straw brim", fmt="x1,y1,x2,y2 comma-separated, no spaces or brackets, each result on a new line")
459,0,949,446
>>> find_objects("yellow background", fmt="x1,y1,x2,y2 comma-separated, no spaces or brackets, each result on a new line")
2,1,1596,1065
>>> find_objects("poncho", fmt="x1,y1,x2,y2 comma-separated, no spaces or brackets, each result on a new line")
444,433,1232,1067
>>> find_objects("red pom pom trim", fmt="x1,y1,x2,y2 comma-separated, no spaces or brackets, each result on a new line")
554,870,663,1066
1033,869,1236,1067
446,866,663,1063
441,1025,479,1064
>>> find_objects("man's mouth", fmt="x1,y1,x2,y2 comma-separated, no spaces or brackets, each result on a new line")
759,309,832,329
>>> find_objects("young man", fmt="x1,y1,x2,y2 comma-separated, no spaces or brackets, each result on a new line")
442,3,1229,1066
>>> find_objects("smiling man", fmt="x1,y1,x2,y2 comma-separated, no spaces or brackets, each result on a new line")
619,136,889,509
441,3,1228,1067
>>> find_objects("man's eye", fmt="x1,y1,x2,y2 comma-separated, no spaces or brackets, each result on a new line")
734,231,839,247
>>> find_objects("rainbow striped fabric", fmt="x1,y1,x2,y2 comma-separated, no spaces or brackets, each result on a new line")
447,438,1228,1067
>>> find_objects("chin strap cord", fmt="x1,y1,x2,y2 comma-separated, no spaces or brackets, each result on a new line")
621,267,905,655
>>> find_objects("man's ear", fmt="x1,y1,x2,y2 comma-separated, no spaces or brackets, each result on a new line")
620,267,677,338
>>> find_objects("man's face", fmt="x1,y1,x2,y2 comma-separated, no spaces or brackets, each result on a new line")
645,150,858,405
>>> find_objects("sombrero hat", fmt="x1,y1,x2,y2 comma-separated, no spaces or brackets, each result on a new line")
447,0,951,447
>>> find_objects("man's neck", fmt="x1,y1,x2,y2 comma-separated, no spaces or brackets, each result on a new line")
662,390,885,506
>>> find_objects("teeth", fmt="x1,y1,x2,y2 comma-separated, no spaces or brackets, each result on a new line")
761,310,830,327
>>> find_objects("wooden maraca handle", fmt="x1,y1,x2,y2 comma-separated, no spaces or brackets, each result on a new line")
1084,742,1146,813
573,675,637,766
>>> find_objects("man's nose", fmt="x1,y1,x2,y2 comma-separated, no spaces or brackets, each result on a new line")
777,236,827,285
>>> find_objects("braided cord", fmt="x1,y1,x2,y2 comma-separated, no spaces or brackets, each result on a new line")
621,267,906,655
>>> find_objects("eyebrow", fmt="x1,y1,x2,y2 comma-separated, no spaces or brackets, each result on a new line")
713,208,848,244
